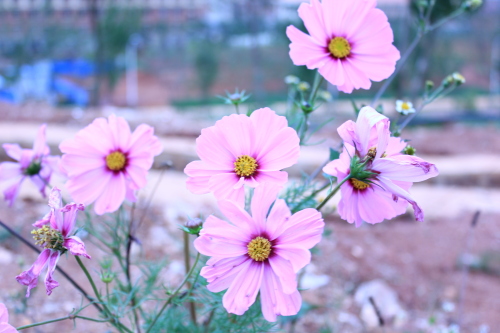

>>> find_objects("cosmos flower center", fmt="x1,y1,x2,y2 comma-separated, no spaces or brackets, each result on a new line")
106,151,127,171
234,155,258,177
350,178,370,190
247,236,271,262
24,161,42,176
32,225,66,251
328,37,351,59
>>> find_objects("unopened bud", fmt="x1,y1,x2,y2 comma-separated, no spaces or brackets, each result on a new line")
300,101,314,114
284,75,300,85
403,145,417,156
452,72,466,86
297,82,310,92
100,272,115,284
181,217,203,235
442,75,455,88
425,80,434,91
318,90,333,102
463,0,482,11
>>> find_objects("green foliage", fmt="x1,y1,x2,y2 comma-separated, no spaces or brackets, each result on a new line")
194,41,220,99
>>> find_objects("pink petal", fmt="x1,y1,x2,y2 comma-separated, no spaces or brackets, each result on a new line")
342,0,377,39
32,124,50,158
355,184,407,225
0,303,8,323
64,236,91,259
249,108,288,157
340,60,372,92
356,106,389,157
318,58,346,87
274,208,324,249
184,160,231,194
93,172,127,215
3,177,24,207
65,167,112,207
195,124,238,170
253,171,288,188
250,183,281,233
286,25,331,69
33,211,51,228
60,118,114,157
321,0,349,36
60,154,105,177
322,147,352,179
0,322,18,333
222,260,263,315
107,114,132,152
217,200,256,235
337,183,363,227
0,162,23,181
2,144,23,161
260,263,301,322
124,164,148,190
385,137,407,157
16,249,51,297
265,199,292,240
273,245,311,272
61,203,84,236
298,0,329,44
373,155,439,182
208,173,245,206
268,255,297,294
128,124,163,158
194,216,249,257
44,251,61,296
378,176,425,221
255,128,300,171
202,256,250,293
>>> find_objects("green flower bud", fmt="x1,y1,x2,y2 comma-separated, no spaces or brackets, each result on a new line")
403,145,417,156
463,0,482,11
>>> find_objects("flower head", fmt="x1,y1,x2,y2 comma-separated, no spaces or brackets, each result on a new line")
194,183,324,321
286,0,400,93
395,100,415,115
0,124,60,206
16,188,90,297
0,303,17,333
184,108,300,205
59,114,163,215
323,106,438,227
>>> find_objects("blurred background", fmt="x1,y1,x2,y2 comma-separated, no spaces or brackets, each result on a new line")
0,0,499,332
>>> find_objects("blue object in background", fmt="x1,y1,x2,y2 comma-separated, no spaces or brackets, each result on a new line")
53,59,94,77
52,77,89,106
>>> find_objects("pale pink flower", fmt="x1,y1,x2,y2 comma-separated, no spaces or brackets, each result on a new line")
0,124,60,206
286,0,400,93
59,114,162,215
184,108,300,205
323,106,438,226
16,187,90,297
194,183,324,321
0,303,17,333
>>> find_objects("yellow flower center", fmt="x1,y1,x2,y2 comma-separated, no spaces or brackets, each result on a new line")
247,236,272,262
328,37,351,59
106,151,127,171
32,225,66,251
401,102,411,110
350,178,370,190
234,155,258,177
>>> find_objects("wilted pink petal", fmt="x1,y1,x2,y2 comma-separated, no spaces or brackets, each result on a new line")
323,107,438,226
44,251,61,296
60,114,162,215
184,108,299,204
63,236,90,259
195,183,324,321
287,0,400,94
16,249,51,297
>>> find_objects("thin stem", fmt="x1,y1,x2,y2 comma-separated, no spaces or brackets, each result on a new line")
234,103,240,115
308,71,325,106
145,252,201,333
183,232,197,324
316,175,351,211
125,204,142,333
17,314,111,330
0,220,104,314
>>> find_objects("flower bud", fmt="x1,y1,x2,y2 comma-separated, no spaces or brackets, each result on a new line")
300,101,314,114
425,80,434,91
403,145,416,156
452,72,466,86
100,272,115,284
181,217,203,236
297,82,310,92
284,75,300,85
318,90,333,102
463,0,482,11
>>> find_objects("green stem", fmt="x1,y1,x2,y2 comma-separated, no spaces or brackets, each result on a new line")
308,71,325,106
316,175,351,211
16,314,111,330
234,103,240,115
75,256,133,333
145,252,201,333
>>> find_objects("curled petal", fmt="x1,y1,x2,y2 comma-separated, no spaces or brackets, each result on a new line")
16,249,51,297
64,236,91,259
44,251,61,296
378,176,424,221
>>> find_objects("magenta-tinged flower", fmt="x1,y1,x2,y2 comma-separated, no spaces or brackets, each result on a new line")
16,187,90,297
194,183,324,321
286,0,400,93
323,106,438,226
184,108,300,205
59,114,162,215
0,124,60,206
0,303,17,333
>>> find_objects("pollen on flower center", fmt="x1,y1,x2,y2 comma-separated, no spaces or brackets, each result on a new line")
106,151,127,171
247,236,272,262
32,225,66,251
367,147,386,159
328,37,351,59
234,155,258,177
350,178,370,190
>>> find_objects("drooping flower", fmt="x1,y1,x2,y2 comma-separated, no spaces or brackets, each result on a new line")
194,183,324,321
323,106,438,226
395,100,415,115
0,124,60,206
286,0,400,93
184,108,300,205
0,303,17,333
16,187,90,297
59,114,162,215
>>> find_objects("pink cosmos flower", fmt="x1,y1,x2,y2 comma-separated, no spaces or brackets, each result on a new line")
16,187,90,297
0,303,17,333
323,106,438,226
194,183,324,321
286,0,400,93
59,114,162,215
0,124,60,206
184,108,300,205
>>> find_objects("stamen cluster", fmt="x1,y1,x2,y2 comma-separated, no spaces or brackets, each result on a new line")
247,236,272,262
234,155,258,177
32,225,66,252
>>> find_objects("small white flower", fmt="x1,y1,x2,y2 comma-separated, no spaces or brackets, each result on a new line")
284,75,300,85
396,100,416,115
